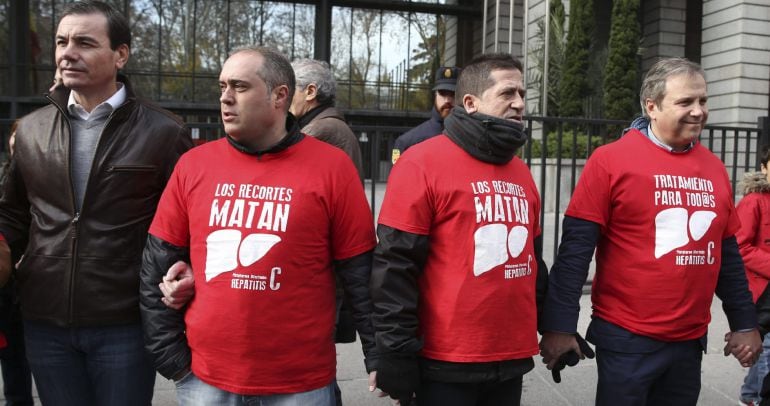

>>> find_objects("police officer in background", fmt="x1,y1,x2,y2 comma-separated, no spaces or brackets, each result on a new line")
391,66,460,164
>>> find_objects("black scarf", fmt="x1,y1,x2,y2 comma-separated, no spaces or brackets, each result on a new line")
296,101,333,129
443,106,527,164
226,113,304,156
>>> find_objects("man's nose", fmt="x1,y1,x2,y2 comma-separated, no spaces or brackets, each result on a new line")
510,95,524,110
58,41,81,62
220,89,233,104
691,103,706,117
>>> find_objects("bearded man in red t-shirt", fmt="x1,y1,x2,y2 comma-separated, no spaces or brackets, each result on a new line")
371,53,549,406
539,57,762,406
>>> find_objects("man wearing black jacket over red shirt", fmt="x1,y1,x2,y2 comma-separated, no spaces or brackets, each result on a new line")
371,53,548,406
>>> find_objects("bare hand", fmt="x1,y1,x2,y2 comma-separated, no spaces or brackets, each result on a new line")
724,330,762,367
159,261,195,310
49,68,62,93
0,240,11,287
540,331,583,370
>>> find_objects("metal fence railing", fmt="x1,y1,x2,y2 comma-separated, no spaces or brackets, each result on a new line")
1,114,768,263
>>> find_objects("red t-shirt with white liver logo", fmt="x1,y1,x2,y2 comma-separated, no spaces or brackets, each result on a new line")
378,135,542,362
149,136,375,395
566,129,740,341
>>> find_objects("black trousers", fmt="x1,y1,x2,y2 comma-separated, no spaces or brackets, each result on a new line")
589,317,704,406
416,375,523,406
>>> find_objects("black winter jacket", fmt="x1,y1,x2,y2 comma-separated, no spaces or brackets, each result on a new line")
392,108,444,155
0,76,193,327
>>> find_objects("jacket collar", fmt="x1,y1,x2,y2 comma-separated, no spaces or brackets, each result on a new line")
47,73,137,119
740,172,770,195
226,113,305,156
431,106,444,124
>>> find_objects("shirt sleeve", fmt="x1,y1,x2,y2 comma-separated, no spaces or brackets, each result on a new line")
149,157,190,247
721,172,742,239
564,150,611,229
377,158,433,235
330,159,376,260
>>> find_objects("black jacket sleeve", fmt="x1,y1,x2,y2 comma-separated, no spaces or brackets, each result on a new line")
370,225,429,355
139,234,192,380
534,234,549,330
715,236,757,332
334,250,379,372
541,216,600,333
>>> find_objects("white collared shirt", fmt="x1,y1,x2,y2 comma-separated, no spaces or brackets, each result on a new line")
67,83,126,121
646,124,694,153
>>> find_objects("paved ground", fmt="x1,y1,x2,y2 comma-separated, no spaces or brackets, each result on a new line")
2,182,755,404
5,294,749,405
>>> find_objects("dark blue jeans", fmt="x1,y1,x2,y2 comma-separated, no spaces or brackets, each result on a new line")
23,321,155,406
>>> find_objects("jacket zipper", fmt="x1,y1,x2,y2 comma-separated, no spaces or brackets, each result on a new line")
51,94,128,325
69,212,80,324
107,164,156,172
49,95,81,326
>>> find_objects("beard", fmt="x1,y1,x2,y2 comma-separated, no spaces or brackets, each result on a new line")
436,102,453,118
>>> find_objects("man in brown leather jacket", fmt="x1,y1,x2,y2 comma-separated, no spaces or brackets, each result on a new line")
0,1,192,405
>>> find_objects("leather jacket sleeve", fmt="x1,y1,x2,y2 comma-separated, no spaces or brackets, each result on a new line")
162,125,194,181
139,234,191,379
370,225,429,356
334,250,379,372
0,154,31,245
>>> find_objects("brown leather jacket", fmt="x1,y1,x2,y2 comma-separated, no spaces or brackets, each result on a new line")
0,76,193,327
300,106,364,181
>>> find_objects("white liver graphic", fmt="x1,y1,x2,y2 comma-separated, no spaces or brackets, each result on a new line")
654,208,716,258
239,234,281,266
205,229,242,281
473,224,529,276
205,229,282,281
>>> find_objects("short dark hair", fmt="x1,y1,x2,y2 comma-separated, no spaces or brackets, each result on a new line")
761,145,770,168
61,1,131,50
231,46,296,112
454,53,523,104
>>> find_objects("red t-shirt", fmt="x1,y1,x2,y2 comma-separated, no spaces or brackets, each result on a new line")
379,135,542,362
567,130,740,341
149,137,375,395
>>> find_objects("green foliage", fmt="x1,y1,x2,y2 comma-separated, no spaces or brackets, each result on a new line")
603,0,641,121
529,0,567,116
408,15,446,86
559,0,595,117
523,130,610,159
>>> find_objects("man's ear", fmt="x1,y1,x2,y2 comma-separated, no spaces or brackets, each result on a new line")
273,84,290,110
645,98,657,119
463,94,478,114
305,83,318,102
115,44,129,70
